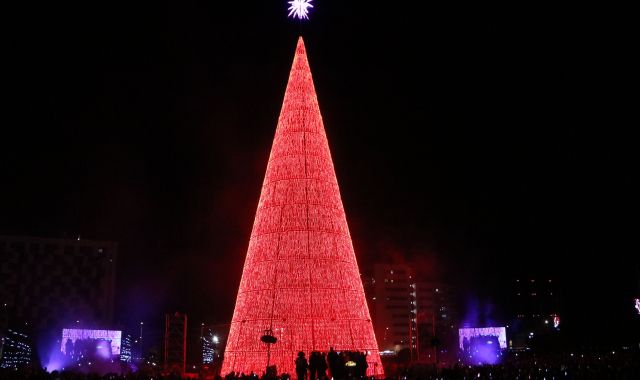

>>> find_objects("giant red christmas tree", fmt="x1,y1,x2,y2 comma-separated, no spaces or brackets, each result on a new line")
221,37,383,376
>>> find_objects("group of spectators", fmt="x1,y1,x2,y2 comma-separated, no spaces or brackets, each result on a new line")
393,349,640,380
1,348,638,380
223,348,369,380
293,349,368,380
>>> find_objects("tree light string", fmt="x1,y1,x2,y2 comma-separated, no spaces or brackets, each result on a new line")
221,37,383,376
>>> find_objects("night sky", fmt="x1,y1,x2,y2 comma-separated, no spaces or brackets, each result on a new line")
2,1,636,349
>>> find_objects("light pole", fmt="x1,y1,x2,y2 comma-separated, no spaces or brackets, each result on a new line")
139,322,144,361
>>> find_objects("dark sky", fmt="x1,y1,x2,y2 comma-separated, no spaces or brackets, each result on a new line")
1,1,637,348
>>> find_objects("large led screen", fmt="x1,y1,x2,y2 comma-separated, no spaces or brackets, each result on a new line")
61,328,122,356
458,327,507,350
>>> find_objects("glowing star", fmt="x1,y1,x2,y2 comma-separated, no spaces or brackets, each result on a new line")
288,0,313,20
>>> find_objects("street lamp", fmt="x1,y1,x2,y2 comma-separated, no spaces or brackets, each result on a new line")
139,322,144,360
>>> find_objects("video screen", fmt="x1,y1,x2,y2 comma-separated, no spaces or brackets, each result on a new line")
61,328,122,356
458,327,507,350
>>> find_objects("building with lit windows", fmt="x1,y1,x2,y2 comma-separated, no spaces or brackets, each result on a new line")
369,264,457,363
0,236,117,332
0,328,32,369
370,264,415,353
120,334,133,363
509,278,560,349
201,326,217,364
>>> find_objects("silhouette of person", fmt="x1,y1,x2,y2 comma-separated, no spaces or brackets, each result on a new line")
295,351,309,380
317,352,328,380
308,351,318,380
64,338,73,358
357,351,368,377
327,347,340,379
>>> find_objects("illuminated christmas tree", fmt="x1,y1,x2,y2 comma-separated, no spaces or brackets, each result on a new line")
221,37,383,377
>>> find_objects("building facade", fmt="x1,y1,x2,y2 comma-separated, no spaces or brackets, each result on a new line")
509,278,560,349
370,264,456,363
371,264,414,354
0,328,32,369
120,334,133,363
0,236,117,332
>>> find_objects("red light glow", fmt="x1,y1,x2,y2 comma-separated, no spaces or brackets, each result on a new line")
221,37,383,377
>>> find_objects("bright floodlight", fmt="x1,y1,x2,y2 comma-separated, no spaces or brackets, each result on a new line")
288,0,313,20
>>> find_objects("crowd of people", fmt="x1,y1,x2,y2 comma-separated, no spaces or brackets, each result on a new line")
0,349,638,380
222,349,369,380
393,350,640,380
294,349,369,380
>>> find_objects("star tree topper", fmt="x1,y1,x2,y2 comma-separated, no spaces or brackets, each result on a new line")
288,0,314,20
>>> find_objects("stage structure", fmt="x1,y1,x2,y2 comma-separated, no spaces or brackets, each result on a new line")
221,37,383,376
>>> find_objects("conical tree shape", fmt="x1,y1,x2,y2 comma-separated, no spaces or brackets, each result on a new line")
221,37,383,377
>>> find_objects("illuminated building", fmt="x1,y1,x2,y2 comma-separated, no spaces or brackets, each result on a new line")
120,334,132,363
0,328,32,369
0,236,117,331
370,264,456,363
164,312,187,375
202,333,214,364
370,264,415,353
201,325,216,364
191,324,225,373
221,37,383,376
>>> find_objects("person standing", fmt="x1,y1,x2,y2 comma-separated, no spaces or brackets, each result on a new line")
309,351,318,380
295,351,309,380
317,352,328,380
327,347,340,379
